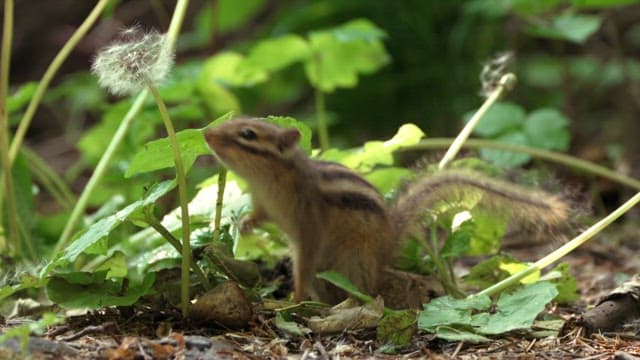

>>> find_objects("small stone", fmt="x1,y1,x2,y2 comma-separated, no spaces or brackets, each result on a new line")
189,282,252,328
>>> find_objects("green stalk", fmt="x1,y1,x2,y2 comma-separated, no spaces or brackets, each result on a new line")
438,73,516,170
211,169,227,243
473,191,640,298
313,54,330,151
8,0,111,164
402,138,640,191
22,147,75,210
53,91,148,256
0,0,20,255
143,207,211,291
146,81,191,317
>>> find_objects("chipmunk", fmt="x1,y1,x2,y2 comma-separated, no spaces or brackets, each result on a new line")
205,117,569,305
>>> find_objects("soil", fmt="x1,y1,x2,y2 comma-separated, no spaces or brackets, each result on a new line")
2,233,640,360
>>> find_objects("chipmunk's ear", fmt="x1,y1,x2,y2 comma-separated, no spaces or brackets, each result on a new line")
277,128,301,155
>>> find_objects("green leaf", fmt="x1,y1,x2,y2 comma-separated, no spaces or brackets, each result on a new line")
217,0,265,33
275,311,311,336
377,310,417,346
242,35,311,73
471,102,526,137
126,128,210,177
196,80,241,116
327,123,424,171
7,82,37,114
572,0,640,9
418,295,491,330
304,19,390,92
466,211,507,255
429,326,491,343
462,254,519,289
316,271,374,303
50,180,175,268
479,131,531,168
524,108,570,151
526,13,602,44
521,56,563,88
264,116,313,153
479,282,558,334
201,51,267,87
95,251,128,278
441,221,473,258
0,275,48,302
45,271,155,309
364,167,413,195
545,263,579,303
509,0,563,15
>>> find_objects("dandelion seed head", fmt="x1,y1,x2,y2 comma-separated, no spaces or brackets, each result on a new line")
91,27,174,96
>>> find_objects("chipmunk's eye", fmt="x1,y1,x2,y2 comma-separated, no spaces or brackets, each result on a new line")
239,128,257,140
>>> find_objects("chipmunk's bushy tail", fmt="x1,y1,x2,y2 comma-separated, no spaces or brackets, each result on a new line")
391,169,570,240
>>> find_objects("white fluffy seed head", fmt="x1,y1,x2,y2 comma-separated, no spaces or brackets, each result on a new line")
91,27,174,96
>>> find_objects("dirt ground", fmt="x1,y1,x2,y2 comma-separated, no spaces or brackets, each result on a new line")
1,228,640,360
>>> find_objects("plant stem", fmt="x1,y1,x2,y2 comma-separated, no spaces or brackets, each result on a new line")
438,73,516,170
211,169,227,243
8,0,110,164
0,0,20,256
313,54,330,151
146,81,191,318
473,191,640,299
143,208,212,291
53,91,148,256
402,138,640,191
22,147,75,210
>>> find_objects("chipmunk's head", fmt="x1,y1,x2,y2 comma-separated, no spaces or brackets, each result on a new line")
205,117,301,179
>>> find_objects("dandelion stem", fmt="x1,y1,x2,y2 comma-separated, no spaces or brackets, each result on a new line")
146,80,191,317
0,0,20,255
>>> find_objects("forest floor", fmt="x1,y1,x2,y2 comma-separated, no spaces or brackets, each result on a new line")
1,230,640,359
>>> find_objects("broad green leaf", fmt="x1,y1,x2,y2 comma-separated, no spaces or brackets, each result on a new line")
418,295,491,330
218,0,265,33
45,271,155,309
197,79,241,116
466,211,506,255
521,56,563,88
364,167,413,195
545,263,579,303
316,271,374,303
0,275,47,302
441,221,473,258
305,19,390,92
430,326,491,343
7,82,37,114
524,108,570,150
480,131,531,168
479,282,558,334
335,123,425,171
126,128,209,177
51,180,175,267
265,116,313,153
471,102,526,137
95,251,128,278
572,0,640,8
462,254,519,289
242,35,311,73
499,262,540,284
201,51,267,87
526,13,602,44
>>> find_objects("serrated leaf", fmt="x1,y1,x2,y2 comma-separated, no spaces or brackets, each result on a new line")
304,19,390,92
45,272,155,309
242,35,311,73
523,108,570,151
526,13,602,44
479,282,558,334
126,129,210,177
471,102,526,137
